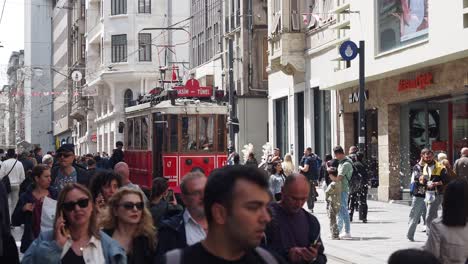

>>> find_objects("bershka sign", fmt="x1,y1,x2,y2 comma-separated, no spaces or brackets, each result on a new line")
398,72,433,92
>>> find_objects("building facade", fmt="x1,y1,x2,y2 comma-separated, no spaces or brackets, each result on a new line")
24,0,54,152
267,0,336,164
190,0,269,161
5,51,25,148
310,0,468,201
84,0,189,155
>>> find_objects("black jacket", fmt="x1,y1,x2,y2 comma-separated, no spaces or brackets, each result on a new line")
265,205,326,264
155,212,187,257
51,164,91,188
11,186,58,252
103,229,155,264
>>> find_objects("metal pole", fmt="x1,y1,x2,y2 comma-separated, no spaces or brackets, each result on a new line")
358,40,366,154
228,38,235,153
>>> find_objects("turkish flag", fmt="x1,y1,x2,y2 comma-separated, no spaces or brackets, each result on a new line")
172,66,177,81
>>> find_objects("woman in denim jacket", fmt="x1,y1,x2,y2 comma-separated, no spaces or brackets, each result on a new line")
22,183,126,264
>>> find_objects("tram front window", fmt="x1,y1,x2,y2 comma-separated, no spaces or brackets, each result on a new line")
199,116,214,151
182,116,197,151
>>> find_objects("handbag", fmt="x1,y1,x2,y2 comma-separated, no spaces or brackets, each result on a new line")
1,159,18,194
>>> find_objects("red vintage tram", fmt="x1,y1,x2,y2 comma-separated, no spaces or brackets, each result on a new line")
124,83,229,189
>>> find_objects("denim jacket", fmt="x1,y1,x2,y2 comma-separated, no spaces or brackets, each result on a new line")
21,230,127,264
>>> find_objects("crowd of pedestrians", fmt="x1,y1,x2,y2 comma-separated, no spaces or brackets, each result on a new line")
0,142,466,263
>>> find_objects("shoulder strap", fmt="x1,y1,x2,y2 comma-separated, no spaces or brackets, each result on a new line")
165,249,182,264
5,159,18,178
255,247,278,264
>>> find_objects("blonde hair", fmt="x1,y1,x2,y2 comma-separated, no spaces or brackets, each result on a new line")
100,187,156,251
282,154,295,177
438,153,447,162
54,183,100,239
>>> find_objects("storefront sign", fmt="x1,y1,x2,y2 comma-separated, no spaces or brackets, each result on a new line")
173,79,213,98
398,73,433,92
349,90,369,104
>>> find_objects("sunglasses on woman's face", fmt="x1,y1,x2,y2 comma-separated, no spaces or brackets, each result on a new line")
62,198,89,211
119,202,144,211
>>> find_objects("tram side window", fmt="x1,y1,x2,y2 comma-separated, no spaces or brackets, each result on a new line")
199,116,214,151
182,116,197,151
217,115,226,152
169,115,178,152
127,119,134,149
141,116,149,149
134,118,141,149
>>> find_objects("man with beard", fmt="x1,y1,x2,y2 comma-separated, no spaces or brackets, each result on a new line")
422,149,449,236
265,174,326,264
162,166,285,264
157,172,208,256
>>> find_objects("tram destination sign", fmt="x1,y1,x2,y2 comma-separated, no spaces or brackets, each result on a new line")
173,78,213,98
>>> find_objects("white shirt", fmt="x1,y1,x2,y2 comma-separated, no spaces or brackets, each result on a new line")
183,209,206,246
61,236,105,264
0,158,25,185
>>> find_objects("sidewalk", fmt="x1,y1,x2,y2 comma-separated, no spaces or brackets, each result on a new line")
311,190,428,264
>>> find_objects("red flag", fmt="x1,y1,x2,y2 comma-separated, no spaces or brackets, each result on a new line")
172,65,177,82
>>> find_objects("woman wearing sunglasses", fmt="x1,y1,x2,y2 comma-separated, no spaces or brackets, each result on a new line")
12,165,57,253
101,187,156,264
22,183,126,264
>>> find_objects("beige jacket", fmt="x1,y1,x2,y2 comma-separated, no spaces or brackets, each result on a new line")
424,217,468,264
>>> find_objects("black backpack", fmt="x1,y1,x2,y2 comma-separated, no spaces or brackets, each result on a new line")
345,160,363,193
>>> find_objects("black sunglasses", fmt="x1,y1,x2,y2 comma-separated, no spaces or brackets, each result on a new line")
119,202,144,211
62,198,89,211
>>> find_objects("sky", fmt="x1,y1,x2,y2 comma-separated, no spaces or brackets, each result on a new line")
0,0,24,87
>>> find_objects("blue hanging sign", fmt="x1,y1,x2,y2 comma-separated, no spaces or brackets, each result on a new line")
339,41,359,61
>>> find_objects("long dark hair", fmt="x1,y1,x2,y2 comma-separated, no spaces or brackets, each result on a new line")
442,178,468,227
270,160,282,175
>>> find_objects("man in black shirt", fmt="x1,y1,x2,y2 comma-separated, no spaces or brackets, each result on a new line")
161,166,286,264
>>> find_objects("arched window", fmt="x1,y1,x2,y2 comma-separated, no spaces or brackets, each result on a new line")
124,89,133,107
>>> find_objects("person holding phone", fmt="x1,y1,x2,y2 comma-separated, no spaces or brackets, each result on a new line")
101,187,156,264
265,173,326,264
11,165,58,253
22,183,126,264
90,170,123,223
150,178,183,226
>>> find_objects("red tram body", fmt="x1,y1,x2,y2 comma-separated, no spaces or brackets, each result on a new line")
124,99,228,189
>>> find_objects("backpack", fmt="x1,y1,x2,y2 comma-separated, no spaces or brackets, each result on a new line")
345,160,363,193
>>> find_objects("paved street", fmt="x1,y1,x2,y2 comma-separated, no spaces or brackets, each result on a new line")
311,189,427,264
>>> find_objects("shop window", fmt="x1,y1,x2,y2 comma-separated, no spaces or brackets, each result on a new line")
377,0,428,53
275,97,289,155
